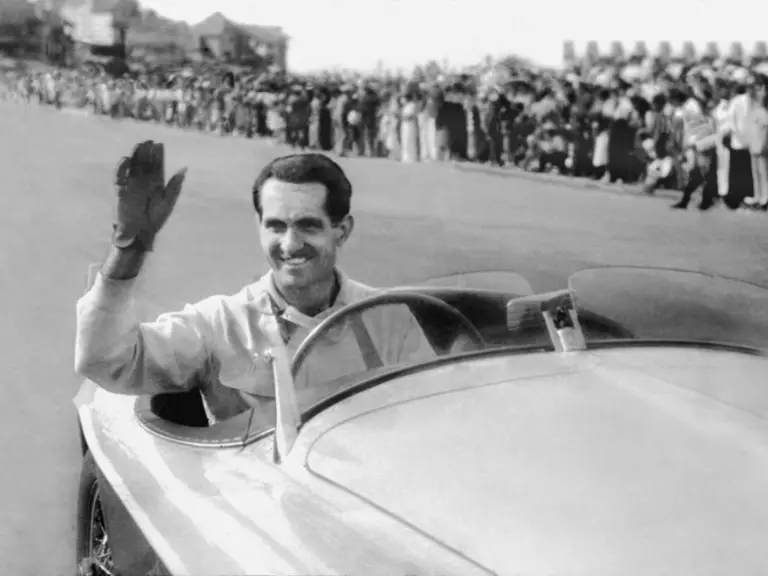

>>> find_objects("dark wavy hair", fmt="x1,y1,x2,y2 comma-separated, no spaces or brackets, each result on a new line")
252,153,353,224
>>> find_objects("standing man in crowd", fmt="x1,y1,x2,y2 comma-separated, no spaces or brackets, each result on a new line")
723,80,754,209
712,78,733,199
745,75,768,211
332,85,351,156
419,82,443,161
358,82,381,157
670,89,719,210
480,86,509,166
670,83,719,210
286,85,310,149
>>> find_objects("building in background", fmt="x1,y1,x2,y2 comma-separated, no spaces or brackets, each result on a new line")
240,23,288,70
0,0,40,54
192,12,288,70
0,2,289,71
60,0,126,61
0,0,75,62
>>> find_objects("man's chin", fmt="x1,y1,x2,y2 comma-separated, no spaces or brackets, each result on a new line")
274,266,313,288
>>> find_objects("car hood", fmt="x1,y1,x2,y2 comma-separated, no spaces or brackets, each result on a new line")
306,347,768,576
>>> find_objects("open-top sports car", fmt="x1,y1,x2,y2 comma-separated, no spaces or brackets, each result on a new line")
75,266,768,576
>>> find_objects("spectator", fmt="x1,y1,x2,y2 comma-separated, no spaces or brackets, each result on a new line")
332,84,351,155
723,80,754,209
745,75,768,210
642,92,677,194
400,92,420,163
671,87,719,211
381,92,401,159
5,50,767,219
712,79,733,198
357,83,380,157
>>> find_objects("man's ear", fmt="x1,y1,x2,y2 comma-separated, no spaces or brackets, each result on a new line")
335,214,354,247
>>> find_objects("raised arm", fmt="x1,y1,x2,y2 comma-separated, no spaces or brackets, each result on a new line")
74,141,203,396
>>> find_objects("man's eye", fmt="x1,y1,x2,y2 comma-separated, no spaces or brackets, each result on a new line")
267,222,287,232
298,221,322,232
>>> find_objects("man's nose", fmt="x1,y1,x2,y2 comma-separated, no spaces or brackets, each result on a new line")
280,227,303,252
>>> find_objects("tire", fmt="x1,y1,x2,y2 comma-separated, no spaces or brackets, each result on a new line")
76,451,115,576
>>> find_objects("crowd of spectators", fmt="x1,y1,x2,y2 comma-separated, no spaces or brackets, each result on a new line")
3,54,768,212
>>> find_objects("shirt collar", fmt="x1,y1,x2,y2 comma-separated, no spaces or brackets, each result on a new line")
250,268,354,331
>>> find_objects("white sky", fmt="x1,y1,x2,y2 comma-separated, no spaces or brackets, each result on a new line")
139,0,768,73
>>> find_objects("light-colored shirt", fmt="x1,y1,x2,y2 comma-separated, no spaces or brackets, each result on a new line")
612,96,636,122
75,269,435,424
677,98,715,147
713,100,732,135
744,104,768,157
727,93,751,150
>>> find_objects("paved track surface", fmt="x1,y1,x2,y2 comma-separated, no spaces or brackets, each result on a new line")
1,103,766,575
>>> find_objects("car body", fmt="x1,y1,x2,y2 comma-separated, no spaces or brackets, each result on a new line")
75,267,768,576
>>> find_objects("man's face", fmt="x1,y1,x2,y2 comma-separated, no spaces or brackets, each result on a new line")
258,178,353,293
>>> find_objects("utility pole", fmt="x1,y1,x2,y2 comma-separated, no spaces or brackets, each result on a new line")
35,0,53,62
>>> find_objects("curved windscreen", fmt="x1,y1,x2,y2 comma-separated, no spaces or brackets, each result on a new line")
414,271,534,296
569,267,768,351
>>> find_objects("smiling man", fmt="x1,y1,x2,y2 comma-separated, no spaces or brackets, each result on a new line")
75,144,434,424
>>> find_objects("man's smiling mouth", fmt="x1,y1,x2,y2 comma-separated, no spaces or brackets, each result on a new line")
281,256,311,266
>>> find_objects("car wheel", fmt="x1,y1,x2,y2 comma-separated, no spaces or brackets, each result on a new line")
76,451,116,576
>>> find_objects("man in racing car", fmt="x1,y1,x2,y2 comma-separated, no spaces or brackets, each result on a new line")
75,144,435,424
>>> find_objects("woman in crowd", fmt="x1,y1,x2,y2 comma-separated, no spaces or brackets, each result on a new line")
711,78,732,199
381,92,401,160
400,91,420,163
309,87,333,151
463,91,481,162
606,82,640,183
591,89,612,180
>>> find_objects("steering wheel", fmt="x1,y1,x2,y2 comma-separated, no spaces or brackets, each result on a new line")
291,291,486,377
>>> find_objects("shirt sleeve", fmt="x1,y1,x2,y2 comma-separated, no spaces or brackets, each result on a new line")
74,272,211,395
